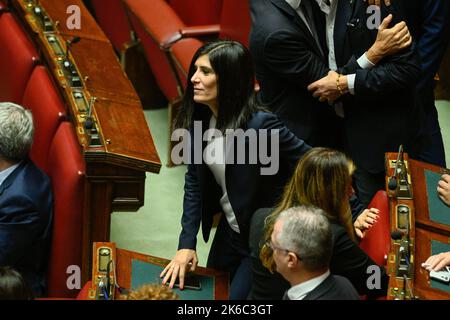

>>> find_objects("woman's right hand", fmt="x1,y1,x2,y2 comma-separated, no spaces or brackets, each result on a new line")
160,249,198,290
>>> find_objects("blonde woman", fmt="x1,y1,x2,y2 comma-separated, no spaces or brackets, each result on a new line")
249,148,388,299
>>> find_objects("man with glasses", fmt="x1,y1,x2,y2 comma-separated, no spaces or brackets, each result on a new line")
270,206,359,300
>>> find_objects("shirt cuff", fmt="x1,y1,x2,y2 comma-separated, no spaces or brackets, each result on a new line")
347,74,356,95
357,53,376,69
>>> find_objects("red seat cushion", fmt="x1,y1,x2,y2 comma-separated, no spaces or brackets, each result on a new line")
90,0,132,53
46,122,85,298
22,66,66,173
359,190,391,266
168,0,223,26
125,0,185,101
0,13,38,103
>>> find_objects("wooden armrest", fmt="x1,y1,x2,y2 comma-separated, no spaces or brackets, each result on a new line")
180,24,220,38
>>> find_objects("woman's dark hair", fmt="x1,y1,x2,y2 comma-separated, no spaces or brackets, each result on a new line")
0,266,33,300
176,40,265,131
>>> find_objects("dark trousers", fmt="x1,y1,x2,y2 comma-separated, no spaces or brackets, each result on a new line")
207,216,252,300
352,168,386,207
410,95,447,168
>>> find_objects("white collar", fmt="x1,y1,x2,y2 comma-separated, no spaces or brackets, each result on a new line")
0,162,21,187
285,0,334,15
315,0,335,15
287,270,330,300
285,0,302,10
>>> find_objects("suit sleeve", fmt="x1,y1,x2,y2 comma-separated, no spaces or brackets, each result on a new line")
178,162,202,250
260,113,312,171
331,226,389,298
349,5,422,98
178,125,203,250
263,29,329,87
416,0,450,90
0,195,41,266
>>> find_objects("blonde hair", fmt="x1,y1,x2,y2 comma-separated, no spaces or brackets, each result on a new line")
120,284,179,300
260,147,356,271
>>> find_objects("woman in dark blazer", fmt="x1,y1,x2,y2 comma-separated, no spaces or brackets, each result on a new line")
160,40,310,299
249,148,388,299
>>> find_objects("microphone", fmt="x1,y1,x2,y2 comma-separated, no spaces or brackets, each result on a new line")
84,97,96,131
388,145,404,191
65,36,80,61
391,230,404,240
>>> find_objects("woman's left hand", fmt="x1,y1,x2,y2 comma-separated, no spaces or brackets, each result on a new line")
354,208,380,239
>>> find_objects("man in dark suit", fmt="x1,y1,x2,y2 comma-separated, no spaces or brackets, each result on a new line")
271,206,359,300
249,0,336,147
249,0,413,151
399,0,450,167
308,0,422,205
0,102,53,297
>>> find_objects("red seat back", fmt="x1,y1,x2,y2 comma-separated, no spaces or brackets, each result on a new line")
219,0,251,47
125,0,185,102
359,190,391,266
170,37,203,91
168,0,223,26
46,122,85,298
90,0,132,53
22,66,66,173
0,13,38,103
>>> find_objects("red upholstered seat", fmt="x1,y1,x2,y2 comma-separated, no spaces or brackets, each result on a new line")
170,37,203,90
168,0,223,26
46,122,85,298
0,13,39,103
359,190,391,267
219,0,251,47
90,0,133,54
22,66,66,173
124,0,186,102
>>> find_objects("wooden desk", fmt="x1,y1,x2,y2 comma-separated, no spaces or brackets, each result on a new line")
115,249,229,300
385,153,450,300
11,0,162,282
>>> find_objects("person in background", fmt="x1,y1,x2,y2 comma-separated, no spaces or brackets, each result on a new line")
159,40,311,299
270,206,359,300
249,148,388,300
120,284,179,300
0,103,53,297
307,0,421,206
0,265,33,300
371,0,450,168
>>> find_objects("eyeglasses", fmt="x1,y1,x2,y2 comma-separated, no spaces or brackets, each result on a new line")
265,240,302,260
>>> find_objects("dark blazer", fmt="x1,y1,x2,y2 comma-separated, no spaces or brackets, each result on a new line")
334,0,422,173
283,274,360,300
178,110,311,250
398,0,450,92
0,160,53,297
249,0,339,146
248,208,389,300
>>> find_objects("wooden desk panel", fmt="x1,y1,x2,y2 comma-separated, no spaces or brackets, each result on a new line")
116,249,229,300
409,159,450,236
39,0,108,42
385,153,450,300
414,229,450,300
